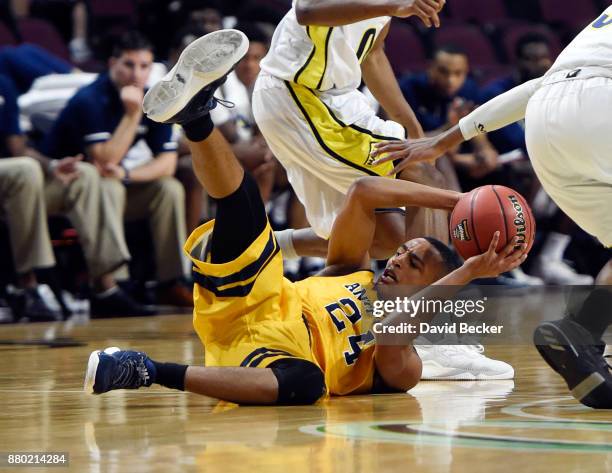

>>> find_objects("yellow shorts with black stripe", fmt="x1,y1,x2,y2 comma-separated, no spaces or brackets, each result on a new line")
184,219,315,369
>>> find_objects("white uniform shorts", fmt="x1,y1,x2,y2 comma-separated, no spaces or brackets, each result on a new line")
525,70,612,247
253,72,405,239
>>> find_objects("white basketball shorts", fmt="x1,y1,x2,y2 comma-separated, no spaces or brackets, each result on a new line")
253,72,405,239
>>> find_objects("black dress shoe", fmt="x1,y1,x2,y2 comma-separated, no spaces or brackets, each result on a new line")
90,288,157,319
5,286,61,322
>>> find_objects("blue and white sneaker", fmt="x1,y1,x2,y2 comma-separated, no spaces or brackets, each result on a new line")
143,29,249,124
534,319,612,409
84,347,156,394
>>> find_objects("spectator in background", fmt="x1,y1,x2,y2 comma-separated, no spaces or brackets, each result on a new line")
481,33,594,285
399,45,499,189
0,156,60,321
44,32,193,307
0,72,152,319
482,33,553,155
184,0,224,34
0,43,74,94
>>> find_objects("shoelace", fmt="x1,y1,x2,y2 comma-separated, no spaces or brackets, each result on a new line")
111,354,149,389
214,97,235,109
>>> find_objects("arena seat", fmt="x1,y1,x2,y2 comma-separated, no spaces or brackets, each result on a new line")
88,0,137,20
501,23,563,63
432,24,498,66
386,21,428,75
17,18,69,61
446,0,507,23
539,0,599,30
0,22,18,46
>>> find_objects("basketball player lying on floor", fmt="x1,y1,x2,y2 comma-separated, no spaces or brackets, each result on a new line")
84,30,527,406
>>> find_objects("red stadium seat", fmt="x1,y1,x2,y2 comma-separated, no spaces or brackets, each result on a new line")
501,23,563,63
432,25,498,66
17,18,69,61
87,0,137,41
88,0,137,19
539,0,599,30
385,22,428,75
0,22,18,46
446,0,507,23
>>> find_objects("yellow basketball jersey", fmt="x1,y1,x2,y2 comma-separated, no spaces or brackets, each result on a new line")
185,220,379,397
294,271,378,396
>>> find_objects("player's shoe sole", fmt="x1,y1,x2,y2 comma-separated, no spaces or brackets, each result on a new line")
84,346,121,394
534,319,612,408
143,29,248,123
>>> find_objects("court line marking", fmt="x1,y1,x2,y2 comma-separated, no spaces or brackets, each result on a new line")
501,397,612,424
300,419,612,452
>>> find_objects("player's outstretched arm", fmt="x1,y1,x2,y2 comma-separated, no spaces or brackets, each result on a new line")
370,77,544,174
295,0,444,27
325,176,461,272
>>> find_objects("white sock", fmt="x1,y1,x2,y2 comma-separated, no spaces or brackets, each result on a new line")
540,231,570,261
274,229,299,260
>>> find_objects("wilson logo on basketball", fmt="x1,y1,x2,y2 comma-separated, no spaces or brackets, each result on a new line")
452,219,471,241
508,195,526,245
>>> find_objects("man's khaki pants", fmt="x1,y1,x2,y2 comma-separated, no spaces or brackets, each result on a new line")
1,157,186,283
0,157,129,279
101,176,187,283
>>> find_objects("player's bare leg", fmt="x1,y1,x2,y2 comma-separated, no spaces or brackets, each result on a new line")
400,163,450,245
188,128,245,199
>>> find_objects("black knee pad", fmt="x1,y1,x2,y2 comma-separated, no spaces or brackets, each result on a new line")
269,358,326,405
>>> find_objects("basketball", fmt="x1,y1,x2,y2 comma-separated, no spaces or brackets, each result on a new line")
450,185,535,260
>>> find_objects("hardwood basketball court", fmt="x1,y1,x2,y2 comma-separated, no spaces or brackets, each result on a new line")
1,313,611,473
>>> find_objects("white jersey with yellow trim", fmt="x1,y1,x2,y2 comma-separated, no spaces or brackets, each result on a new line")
260,1,390,94
547,5,612,74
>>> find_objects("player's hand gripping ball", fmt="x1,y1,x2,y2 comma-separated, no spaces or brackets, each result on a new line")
450,185,535,260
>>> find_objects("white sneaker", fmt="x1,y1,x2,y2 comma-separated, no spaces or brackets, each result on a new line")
143,29,249,123
416,345,514,380
532,258,594,285
509,267,544,286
